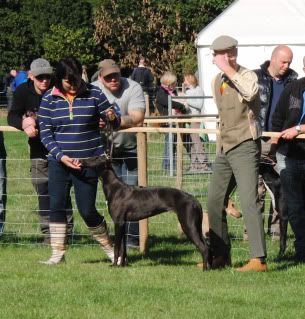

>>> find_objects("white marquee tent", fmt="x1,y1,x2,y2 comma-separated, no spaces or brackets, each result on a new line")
196,0,305,136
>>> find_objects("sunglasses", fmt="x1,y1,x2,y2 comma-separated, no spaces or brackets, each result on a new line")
35,74,51,81
103,73,120,82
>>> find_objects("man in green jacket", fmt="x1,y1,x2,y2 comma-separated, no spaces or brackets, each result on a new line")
207,35,267,272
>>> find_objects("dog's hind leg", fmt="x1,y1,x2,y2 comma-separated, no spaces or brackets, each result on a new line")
177,208,210,270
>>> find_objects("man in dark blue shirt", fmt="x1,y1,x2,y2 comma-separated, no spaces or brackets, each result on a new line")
253,45,298,239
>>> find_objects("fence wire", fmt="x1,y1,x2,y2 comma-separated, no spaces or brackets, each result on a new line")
0,128,288,256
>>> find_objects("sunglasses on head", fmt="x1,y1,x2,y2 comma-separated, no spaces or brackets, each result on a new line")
35,74,51,81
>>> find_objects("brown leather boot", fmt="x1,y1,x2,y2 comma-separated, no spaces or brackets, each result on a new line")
236,258,267,272
225,199,242,218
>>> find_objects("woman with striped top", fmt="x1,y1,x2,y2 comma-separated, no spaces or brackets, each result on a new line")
38,57,121,264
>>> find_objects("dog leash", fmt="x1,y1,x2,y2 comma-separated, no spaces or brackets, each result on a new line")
105,120,114,161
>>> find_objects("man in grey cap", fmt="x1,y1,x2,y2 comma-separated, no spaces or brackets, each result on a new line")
92,59,145,248
206,35,267,272
8,58,73,242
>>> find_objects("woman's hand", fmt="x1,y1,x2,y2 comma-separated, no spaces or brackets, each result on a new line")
99,106,120,129
61,155,82,170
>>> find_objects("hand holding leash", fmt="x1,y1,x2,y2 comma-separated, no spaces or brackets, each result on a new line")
99,106,120,129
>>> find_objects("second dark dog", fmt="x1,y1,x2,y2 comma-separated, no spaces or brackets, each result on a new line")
259,159,288,257
81,156,211,270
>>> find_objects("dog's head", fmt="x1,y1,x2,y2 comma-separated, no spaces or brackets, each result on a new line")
80,155,112,171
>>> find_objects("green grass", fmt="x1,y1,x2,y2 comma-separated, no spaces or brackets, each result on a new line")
0,109,305,319
0,240,305,319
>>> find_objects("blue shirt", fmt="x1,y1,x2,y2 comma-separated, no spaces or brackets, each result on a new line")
12,71,28,91
268,79,284,131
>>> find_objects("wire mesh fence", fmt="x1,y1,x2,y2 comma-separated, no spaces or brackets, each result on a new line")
0,125,285,256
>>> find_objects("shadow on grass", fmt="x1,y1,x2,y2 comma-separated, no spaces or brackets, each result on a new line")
82,235,203,267
0,233,97,246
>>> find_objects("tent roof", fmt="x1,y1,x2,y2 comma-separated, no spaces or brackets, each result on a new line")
196,0,305,47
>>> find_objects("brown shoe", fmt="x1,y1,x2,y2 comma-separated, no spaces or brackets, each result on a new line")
196,262,206,269
225,199,242,218
236,258,267,272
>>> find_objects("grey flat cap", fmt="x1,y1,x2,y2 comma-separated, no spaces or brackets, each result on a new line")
210,35,238,51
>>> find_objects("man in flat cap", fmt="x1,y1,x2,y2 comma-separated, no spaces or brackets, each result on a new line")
92,59,145,248
206,35,267,272
8,58,74,242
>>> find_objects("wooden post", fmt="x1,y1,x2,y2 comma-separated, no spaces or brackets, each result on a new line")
176,126,184,236
137,132,149,254
176,128,183,190
144,93,150,117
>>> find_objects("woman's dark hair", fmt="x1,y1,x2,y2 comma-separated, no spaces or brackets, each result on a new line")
54,57,82,91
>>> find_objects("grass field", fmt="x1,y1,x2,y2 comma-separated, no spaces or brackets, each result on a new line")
0,110,305,319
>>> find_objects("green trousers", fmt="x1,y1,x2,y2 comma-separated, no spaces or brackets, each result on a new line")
208,139,266,259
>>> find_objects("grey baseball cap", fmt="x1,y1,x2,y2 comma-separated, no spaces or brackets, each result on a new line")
30,58,53,76
210,35,238,51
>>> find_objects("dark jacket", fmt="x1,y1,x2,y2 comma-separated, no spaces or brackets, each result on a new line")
7,80,48,159
254,61,298,131
155,86,186,116
130,67,154,93
272,77,305,159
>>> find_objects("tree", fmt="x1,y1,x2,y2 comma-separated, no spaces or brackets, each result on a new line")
43,25,98,66
0,0,95,74
94,0,233,81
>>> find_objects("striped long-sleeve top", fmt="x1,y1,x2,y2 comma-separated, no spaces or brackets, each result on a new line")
38,83,121,162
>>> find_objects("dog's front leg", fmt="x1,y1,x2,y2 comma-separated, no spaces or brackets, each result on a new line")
114,223,126,266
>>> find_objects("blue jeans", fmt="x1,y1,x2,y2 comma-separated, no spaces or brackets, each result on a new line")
48,160,103,227
31,159,74,235
0,158,7,235
112,148,139,246
280,157,305,257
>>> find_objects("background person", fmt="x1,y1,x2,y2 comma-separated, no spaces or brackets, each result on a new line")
0,133,6,237
4,69,17,111
183,73,210,172
131,57,155,113
12,65,28,91
155,71,190,170
207,35,267,272
253,45,297,240
92,59,145,248
81,65,89,83
271,56,305,263
38,57,121,264
8,58,74,242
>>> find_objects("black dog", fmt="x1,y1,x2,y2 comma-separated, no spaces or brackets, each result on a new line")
81,156,211,270
259,158,288,257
